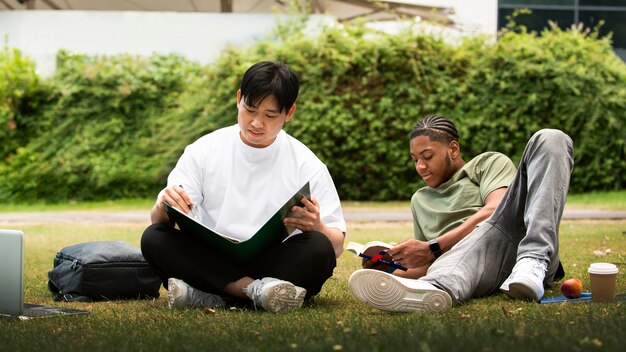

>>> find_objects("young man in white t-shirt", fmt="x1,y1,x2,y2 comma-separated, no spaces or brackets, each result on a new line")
141,61,346,313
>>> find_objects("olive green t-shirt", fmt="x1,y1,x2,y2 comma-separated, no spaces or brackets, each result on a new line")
411,152,517,241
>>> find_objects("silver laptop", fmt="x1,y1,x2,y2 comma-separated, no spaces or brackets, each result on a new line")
0,229,89,320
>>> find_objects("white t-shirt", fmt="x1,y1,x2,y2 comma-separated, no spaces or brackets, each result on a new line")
164,124,346,242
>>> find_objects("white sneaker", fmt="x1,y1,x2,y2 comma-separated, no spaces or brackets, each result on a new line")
348,269,452,313
167,278,226,309
242,277,306,313
500,257,547,302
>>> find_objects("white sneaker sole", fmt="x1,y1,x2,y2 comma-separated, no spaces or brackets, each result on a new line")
499,278,512,292
349,270,452,313
503,278,543,302
261,281,306,313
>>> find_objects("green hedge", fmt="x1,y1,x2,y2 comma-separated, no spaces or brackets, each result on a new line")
0,52,202,201
452,27,626,192
0,45,46,159
0,21,624,202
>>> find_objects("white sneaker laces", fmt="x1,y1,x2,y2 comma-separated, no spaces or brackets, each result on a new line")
509,258,547,288
244,278,272,311
515,258,547,277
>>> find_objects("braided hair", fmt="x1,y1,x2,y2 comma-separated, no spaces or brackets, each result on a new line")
409,115,459,144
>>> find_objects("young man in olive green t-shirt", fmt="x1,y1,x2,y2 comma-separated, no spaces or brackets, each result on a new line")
349,115,573,312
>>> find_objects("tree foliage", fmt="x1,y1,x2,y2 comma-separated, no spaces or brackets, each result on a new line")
1,20,624,202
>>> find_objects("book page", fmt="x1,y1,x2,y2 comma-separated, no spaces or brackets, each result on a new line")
360,242,393,259
346,240,406,271
163,182,311,261
346,241,365,254
163,203,241,243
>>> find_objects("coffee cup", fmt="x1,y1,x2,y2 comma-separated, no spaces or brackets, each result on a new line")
588,262,619,302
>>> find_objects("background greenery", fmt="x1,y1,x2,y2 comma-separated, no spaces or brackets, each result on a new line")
1,19,625,203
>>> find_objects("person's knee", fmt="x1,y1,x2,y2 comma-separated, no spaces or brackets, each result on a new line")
296,232,336,296
307,231,336,260
532,129,573,149
531,129,574,158
292,231,337,272
140,223,171,260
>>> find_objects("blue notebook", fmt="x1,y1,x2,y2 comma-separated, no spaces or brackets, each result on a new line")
541,292,592,304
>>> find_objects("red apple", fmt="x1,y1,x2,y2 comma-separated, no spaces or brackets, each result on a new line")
560,277,583,298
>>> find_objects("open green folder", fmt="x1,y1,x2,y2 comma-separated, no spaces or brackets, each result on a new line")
163,182,311,262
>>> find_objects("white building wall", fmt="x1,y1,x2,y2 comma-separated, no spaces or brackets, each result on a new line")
0,11,332,75
420,0,498,36
0,1,498,76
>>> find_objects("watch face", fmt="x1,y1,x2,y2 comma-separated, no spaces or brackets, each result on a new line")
429,239,442,258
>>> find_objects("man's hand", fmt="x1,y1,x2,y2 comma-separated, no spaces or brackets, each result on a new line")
160,185,194,213
151,185,194,224
361,251,395,271
282,196,323,233
282,196,345,258
388,239,435,269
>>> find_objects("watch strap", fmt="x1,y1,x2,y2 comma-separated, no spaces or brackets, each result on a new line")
428,239,442,259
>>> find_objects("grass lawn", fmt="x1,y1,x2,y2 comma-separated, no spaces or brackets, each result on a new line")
565,190,626,211
0,190,624,212
1,216,624,351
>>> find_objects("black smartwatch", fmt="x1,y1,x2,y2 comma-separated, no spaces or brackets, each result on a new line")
428,239,442,259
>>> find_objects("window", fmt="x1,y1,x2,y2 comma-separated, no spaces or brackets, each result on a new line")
501,0,574,5
498,0,626,61
580,0,626,6
580,10,626,47
498,9,574,30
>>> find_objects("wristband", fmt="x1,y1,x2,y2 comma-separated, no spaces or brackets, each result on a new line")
428,239,442,259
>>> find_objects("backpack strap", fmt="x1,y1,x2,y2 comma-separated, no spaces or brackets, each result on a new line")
48,280,93,302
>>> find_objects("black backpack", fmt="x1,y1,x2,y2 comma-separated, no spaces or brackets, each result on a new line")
47,240,162,302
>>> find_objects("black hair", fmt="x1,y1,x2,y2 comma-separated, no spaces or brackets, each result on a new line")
240,61,299,114
409,115,460,144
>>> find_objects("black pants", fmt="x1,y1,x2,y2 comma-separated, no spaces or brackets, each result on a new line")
141,223,337,299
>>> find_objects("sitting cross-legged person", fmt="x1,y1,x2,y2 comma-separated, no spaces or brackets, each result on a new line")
141,61,346,313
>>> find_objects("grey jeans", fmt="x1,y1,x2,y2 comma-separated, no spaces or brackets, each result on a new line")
422,129,574,304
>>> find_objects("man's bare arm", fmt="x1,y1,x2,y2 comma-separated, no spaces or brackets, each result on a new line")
389,187,508,269
436,187,507,253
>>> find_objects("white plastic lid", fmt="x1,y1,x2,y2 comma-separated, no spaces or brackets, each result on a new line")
588,262,619,275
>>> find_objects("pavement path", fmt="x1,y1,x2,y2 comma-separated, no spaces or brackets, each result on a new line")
0,208,625,225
